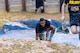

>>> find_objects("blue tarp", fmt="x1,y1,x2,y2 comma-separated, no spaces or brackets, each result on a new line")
50,20,62,28
0,20,62,35
21,20,62,28
3,25,28,31
21,20,39,28
0,29,5,35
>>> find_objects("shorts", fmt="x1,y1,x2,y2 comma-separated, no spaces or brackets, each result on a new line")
70,11,80,26
36,2,44,8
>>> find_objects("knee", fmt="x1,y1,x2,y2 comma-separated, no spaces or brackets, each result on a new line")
71,26,77,34
71,30,77,34
40,6,44,9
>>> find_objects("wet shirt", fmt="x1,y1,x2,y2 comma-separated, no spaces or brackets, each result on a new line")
64,0,80,14
36,20,50,33
56,27,69,34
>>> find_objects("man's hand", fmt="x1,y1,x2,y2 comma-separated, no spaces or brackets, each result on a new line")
61,16,65,22
36,37,38,40
36,33,38,40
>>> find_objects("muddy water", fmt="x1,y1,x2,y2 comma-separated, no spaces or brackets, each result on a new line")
0,29,35,40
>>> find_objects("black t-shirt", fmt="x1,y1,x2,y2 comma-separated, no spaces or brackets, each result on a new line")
36,20,50,33
36,0,46,3
64,0,80,14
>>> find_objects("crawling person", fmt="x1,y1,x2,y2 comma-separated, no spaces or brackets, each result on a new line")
56,22,69,34
35,18,55,41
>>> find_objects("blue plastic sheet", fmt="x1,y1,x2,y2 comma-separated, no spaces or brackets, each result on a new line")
0,22,30,35
21,20,62,28
50,20,62,28
0,29,5,35
0,20,62,35
21,20,39,28
3,25,28,31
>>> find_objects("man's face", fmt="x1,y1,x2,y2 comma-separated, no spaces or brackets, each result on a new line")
62,26,67,31
40,21,46,27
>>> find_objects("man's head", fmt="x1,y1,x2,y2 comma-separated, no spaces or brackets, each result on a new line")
39,18,46,27
62,23,67,31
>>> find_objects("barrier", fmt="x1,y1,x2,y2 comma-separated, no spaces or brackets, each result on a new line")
0,0,68,13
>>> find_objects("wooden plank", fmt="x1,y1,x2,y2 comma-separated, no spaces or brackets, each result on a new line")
22,0,26,11
5,0,9,12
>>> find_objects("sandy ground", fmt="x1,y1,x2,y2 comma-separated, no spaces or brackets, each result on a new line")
0,28,80,47
0,12,69,22
0,38,80,53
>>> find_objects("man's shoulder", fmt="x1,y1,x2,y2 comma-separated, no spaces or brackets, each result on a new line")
36,23,40,27
45,20,50,23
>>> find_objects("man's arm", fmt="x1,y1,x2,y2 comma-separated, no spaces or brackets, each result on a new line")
46,28,50,40
61,3,67,22
36,24,39,40
36,33,39,40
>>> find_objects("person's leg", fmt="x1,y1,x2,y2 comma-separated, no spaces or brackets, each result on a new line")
39,2,45,13
35,3,39,13
70,13,79,34
40,6,45,13
78,26,80,40
79,20,80,40
71,25,77,34
79,28,80,40
35,8,38,13
78,12,80,40
70,11,80,40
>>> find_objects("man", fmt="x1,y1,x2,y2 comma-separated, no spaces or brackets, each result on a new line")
30,0,46,13
61,0,80,39
36,18,55,41
57,23,69,34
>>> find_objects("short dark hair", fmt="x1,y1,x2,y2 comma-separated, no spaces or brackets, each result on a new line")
62,23,67,28
39,18,45,22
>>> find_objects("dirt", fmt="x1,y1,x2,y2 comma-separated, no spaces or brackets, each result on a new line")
0,12,69,22
0,38,80,53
